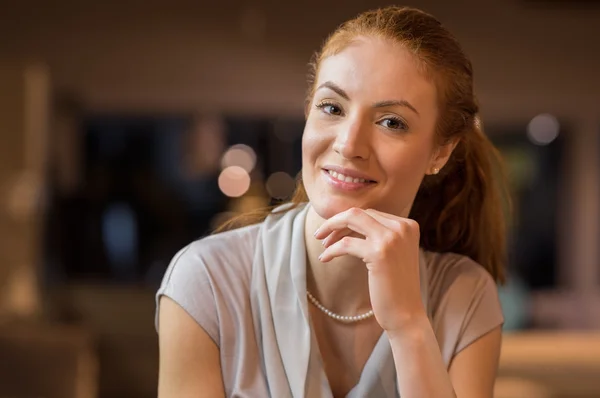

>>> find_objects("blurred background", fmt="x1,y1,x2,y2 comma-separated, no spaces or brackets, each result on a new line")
0,0,599,397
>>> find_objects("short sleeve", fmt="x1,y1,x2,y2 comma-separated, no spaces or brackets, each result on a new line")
454,271,504,354
428,253,504,365
155,244,220,346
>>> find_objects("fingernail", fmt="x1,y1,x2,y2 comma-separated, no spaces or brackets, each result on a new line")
321,239,326,246
318,254,323,261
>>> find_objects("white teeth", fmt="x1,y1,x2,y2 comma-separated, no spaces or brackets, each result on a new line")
327,170,368,183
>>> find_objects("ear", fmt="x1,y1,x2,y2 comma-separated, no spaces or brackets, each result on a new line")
427,138,459,175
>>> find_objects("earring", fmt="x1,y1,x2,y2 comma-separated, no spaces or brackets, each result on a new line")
432,167,439,175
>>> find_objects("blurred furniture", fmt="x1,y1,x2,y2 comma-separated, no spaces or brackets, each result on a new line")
0,319,98,398
62,284,158,398
497,332,600,398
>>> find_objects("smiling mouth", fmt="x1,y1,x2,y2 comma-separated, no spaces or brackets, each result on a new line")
324,169,376,184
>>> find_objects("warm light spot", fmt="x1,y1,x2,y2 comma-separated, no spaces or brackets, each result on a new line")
221,144,257,173
218,166,251,197
266,171,295,199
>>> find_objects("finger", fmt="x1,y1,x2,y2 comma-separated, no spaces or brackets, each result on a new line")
365,209,419,233
322,228,356,248
319,235,371,262
364,208,397,221
314,208,383,239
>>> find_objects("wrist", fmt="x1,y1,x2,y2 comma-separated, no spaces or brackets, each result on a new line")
385,310,431,343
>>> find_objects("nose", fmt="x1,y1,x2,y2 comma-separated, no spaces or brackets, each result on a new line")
332,117,370,160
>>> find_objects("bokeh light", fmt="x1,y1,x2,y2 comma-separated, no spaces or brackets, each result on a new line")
221,144,257,173
266,171,295,200
527,114,560,146
218,166,251,197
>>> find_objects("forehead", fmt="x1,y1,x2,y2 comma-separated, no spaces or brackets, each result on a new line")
316,37,437,109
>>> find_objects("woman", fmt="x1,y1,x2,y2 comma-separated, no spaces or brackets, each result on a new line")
157,6,509,398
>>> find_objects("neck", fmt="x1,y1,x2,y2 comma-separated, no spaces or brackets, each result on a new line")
304,205,372,316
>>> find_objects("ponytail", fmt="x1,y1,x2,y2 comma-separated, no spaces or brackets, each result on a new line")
409,117,510,283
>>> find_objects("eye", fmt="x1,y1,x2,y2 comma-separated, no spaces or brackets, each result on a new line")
315,101,343,116
378,117,408,131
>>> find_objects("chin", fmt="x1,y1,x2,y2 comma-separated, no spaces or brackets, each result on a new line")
309,196,370,220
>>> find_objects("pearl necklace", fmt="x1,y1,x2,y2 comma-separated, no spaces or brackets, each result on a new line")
306,291,375,323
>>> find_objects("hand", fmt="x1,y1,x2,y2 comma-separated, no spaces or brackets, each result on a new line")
314,207,426,333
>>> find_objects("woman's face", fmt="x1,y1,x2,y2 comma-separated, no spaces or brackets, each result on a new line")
302,36,449,220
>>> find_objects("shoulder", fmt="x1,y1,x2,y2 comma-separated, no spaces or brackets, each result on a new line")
161,202,308,291
155,224,261,342
423,251,504,363
424,251,498,302
168,223,261,280
194,223,262,261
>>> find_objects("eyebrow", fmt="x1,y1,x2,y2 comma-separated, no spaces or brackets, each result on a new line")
316,80,420,116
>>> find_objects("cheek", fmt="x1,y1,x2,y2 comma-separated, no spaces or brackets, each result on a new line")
301,123,331,193
301,128,317,180
300,131,311,159
301,124,327,161
383,145,431,186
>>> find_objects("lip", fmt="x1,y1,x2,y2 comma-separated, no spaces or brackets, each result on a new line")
322,165,377,182
321,166,377,192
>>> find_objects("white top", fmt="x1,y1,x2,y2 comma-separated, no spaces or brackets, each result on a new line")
156,203,504,397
